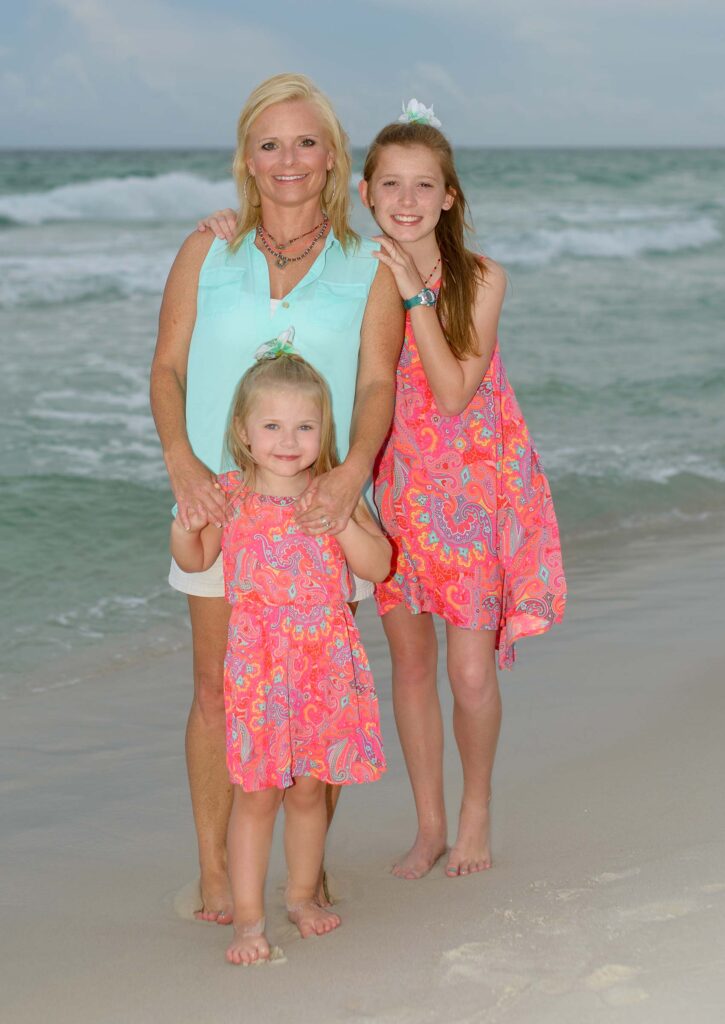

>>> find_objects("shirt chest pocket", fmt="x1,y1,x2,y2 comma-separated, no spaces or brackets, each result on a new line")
310,281,368,329
197,267,246,315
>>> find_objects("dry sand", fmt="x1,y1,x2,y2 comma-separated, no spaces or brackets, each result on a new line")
2,526,724,1024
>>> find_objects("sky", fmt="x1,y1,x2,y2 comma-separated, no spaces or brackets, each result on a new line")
1,0,724,148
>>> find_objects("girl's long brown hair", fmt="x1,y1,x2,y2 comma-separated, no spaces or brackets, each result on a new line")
225,353,338,486
363,123,485,360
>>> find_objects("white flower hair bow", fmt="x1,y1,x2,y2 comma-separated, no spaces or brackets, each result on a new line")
254,326,296,361
398,99,442,128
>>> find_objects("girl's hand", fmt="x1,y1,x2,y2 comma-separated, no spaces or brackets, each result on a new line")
196,209,238,241
371,234,424,302
166,449,226,530
170,504,211,540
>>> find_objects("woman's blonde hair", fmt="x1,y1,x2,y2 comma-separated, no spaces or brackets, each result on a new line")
225,353,339,484
230,73,357,252
363,122,485,360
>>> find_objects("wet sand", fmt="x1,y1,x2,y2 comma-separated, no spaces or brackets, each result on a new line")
2,525,724,1024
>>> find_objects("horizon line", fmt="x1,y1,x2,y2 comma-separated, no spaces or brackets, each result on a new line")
1,143,724,153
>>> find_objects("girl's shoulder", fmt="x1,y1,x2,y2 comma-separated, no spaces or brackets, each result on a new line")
472,254,507,299
216,469,246,498
471,252,506,279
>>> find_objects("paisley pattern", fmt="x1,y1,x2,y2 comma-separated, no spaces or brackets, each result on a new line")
218,472,385,791
374,305,566,669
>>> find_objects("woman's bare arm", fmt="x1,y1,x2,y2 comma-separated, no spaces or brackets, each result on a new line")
150,231,226,530
296,264,404,533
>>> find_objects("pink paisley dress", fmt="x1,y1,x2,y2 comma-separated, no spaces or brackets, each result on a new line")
374,298,566,669
218,472,386,791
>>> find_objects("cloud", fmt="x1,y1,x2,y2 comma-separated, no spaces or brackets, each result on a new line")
2,0,302,144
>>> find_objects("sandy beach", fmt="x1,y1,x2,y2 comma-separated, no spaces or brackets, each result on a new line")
3,523,724,1024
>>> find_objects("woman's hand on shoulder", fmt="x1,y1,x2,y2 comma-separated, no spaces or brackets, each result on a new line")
294,465,362,536
196,208,238,242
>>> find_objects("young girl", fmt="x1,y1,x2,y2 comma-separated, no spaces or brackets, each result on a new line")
171,336,390,965
359,108,566,881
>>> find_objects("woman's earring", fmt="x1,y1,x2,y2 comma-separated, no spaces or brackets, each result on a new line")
325,168,337,204
243,175,261,208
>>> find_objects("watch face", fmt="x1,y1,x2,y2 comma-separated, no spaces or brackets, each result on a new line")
420,288,437,306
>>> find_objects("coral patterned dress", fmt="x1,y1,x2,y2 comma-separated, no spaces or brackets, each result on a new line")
374,300,566,669
218,472,386,791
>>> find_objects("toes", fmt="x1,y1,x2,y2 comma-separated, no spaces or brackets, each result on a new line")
197,906,232,923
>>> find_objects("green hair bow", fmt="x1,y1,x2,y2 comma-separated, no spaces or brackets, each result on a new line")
254,326,296,361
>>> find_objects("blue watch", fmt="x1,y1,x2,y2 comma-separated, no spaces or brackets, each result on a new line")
403,287,437,310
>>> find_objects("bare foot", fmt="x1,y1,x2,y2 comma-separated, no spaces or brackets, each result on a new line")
392,831,447,880
194,871,233,925
446,801,492,877
226,919,270,965
287,899,341,938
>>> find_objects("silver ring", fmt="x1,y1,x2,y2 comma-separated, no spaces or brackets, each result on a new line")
321,516,331,529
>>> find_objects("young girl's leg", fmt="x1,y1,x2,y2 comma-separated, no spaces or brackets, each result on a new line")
383,604,447,879
226,785,282,964
284,777,341,937
444,626,501,877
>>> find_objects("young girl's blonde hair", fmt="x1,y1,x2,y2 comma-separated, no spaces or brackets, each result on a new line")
230,73,358,253
362,122,485,360
225,353,338,484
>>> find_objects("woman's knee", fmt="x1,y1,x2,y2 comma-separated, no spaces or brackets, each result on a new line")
192,658,225,720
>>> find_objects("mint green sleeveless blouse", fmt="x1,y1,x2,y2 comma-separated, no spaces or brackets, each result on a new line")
185,230,379,474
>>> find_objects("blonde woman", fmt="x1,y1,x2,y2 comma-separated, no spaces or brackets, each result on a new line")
150,74,403,924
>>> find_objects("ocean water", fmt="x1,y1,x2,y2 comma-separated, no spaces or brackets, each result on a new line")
1,147,724,687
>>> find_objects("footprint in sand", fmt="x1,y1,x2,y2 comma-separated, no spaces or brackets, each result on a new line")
619,899,697,923
172,879,203,920
593,867,641,884
584,964,649,1005
585,964,639,990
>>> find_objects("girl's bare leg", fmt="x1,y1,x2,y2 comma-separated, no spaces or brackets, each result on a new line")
226,785,282,964
186,595,233,923
284,777,341,937
383,604,447,879
445,626,500,877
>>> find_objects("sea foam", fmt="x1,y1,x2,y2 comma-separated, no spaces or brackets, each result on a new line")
0,172,235,225
487,217,720,266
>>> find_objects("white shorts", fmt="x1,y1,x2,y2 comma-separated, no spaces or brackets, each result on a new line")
168,554,375,602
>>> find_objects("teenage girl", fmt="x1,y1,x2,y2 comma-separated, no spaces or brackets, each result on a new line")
171,340,390,964
359,111,566,881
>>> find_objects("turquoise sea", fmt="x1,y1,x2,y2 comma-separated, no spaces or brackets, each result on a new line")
1,148,724,690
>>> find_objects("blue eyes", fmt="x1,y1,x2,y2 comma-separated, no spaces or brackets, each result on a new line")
381,180,434,188
262,423,315,431
260,138,316,151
